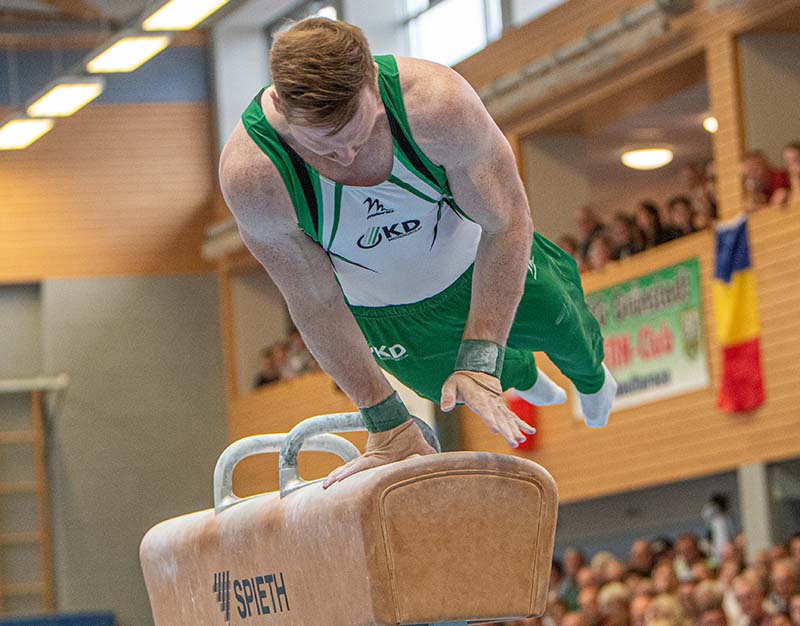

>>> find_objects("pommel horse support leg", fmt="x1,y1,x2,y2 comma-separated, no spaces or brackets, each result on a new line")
140,413,558,626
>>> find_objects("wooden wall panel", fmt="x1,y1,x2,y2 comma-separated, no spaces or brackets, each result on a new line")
459,209,800,503
229,372,362,498
0,102,215,282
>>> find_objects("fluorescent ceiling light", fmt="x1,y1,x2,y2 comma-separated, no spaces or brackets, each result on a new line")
143,0,232,31
621,148,674,170
0,118,55,150
27,78,105,118
703,115,719,133
87,35,171,73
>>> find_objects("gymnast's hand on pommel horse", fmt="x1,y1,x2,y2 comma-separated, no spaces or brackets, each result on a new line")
219,27,616,492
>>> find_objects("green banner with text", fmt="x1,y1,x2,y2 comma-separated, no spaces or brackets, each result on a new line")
584,258,709,410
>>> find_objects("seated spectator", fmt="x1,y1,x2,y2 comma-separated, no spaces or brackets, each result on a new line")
632,595,654,626
566,548,587,580
789,593,800,626
667,196,696,238
558,234,581,260
579,566,600,591
576,205,606,265
693,562,716,582
675,534,704,582
703,159,720,220
768,559,798,614
791,534,800,570
679,580,699,622
580,585,604,626
562,548,586,610
695,580,726,613
732,569,773,626
588,234,615,272
770,614,792,626
646,594,687,626
630,540,655,577
599,582,632,626
272,341,295,380
741,150,789,209
563,611,590,626
253,346,280,388
681,161,719,229
286,327,313,376
701,608,730,626
653,560,680,595
769,143,799,207
635,201,676,250
680,163,706,203
610,213,644,260
784,142,800,206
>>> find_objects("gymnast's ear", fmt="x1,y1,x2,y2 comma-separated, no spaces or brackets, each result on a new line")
270,89,284,115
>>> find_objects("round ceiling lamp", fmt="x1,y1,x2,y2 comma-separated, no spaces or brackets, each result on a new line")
703,116,719,133
621,148,674,170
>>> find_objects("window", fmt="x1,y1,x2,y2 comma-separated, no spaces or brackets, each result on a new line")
511,0,566,28
267,1,341,47
406,0,503,66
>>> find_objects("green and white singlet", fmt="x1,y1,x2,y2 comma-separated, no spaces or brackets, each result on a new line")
241,54,481,307
240,54,606,402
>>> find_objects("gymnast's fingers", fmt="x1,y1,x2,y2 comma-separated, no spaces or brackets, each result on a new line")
514,415,537,435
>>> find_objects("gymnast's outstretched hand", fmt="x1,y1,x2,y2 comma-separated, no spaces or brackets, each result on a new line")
440,370,536,448
322,420,437,489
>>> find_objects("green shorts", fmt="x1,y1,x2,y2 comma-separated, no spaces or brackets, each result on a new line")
349,233,605,403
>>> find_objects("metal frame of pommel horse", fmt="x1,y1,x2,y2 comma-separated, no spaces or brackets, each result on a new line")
213,413,468,626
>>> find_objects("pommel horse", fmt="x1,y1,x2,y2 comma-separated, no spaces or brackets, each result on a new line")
140,413,558,626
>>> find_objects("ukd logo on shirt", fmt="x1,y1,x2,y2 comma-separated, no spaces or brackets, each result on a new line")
357,220,421,249
371,344,408,360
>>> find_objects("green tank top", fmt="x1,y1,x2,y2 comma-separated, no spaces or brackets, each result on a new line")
239,55,484,307
240,54,469,244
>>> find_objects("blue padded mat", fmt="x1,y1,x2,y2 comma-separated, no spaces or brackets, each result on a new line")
0,613,114,626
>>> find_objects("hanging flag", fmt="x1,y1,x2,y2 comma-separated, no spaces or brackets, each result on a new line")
506,392,539,450
713,215,765,412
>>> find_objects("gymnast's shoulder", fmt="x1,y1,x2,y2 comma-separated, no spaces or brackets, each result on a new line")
394,55,498,160
219,120,296,240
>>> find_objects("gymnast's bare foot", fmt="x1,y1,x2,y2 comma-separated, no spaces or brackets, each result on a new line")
322,420,436,489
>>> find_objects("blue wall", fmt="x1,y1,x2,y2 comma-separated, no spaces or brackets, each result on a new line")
0,45,210,106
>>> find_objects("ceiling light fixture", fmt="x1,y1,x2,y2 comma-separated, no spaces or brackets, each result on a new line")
0,117,55,150
26,77,105,118
703,115,719,133
142,0,232,31
621,148,674,170
86,34,172,73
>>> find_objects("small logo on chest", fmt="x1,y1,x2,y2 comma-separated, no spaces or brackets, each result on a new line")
357,220,421,249
364,197,395,219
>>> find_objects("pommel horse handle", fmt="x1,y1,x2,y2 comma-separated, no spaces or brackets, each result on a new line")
213,432,359,513
280,412,441,497
213,414,441,512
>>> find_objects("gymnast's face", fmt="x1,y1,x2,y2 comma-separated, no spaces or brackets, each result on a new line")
277,86,380,168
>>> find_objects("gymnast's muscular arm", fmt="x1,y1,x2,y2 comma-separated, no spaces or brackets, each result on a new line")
219,123,398,408
219,124,435,485
400,58,535,443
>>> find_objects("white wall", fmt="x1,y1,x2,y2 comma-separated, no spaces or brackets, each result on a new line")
523,133,591,239
42,275,227,626
232,269,290,394
739,34,800,163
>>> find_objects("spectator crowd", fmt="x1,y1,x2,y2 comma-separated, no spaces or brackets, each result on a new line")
253,328,321,388
490,530,800,626
559,142,800,274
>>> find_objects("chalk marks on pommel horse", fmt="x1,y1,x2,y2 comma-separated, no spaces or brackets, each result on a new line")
140,412,558,626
